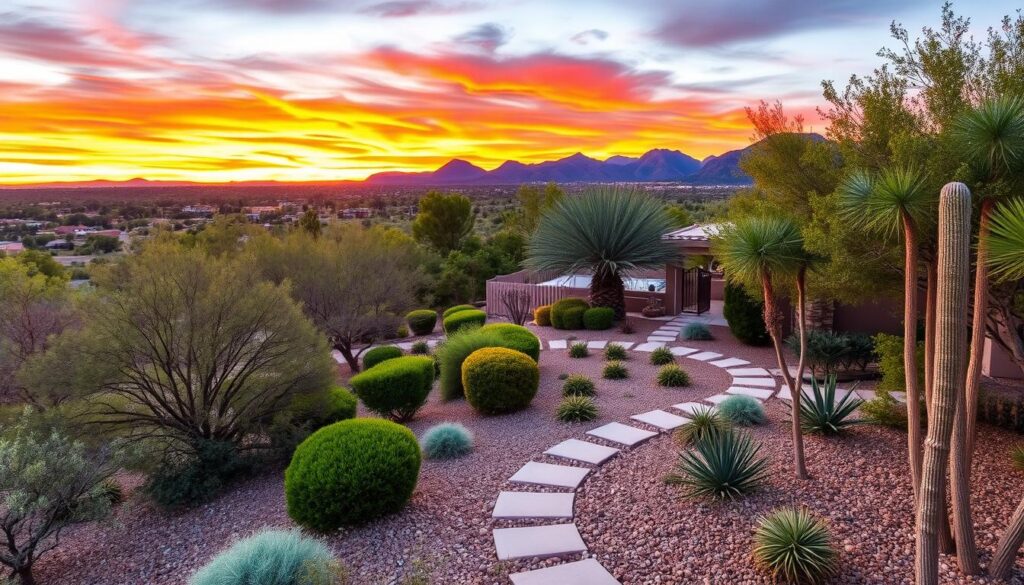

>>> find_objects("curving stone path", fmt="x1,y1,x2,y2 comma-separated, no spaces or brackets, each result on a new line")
491,336,784,584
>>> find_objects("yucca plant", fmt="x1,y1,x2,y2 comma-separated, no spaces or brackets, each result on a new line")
568,342,589,358
562,374,596,397
674,406,729,446
527,187,679,318
753,507,838,584
664,427,768,500
657,364,691,387
602,361,628,380
1011,444,1024,470
604,343,628,361
988,197,1024,282
799,375,864,435
556,395,598,423
649,347,674,365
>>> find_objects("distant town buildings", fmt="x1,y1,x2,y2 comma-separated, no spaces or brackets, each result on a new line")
0,241,24,254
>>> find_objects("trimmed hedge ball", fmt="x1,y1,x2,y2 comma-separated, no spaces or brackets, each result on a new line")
362,345,403,370
550,297,589,329
285,419,420,530
583,307,615,330
649,347,674,365
462,347,539,415
406,309,438,336
534,305,552,326
562,374,596,397
683,322,714,341
481,323,541,362
349,355,434,422
603,361,629,380
657,364,691,387
287,386,357,431
718,394,766,426
443,304,476,319
561,306,586,330
556,395,598,423
420,423,474,459
443,309,487,334
190,529,343,585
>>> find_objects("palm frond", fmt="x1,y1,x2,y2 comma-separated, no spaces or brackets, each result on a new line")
987,197,1024,282
711,216,804,287
954,97,1024,181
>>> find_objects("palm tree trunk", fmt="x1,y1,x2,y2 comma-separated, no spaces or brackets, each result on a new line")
590,270,626,319
792,267,810,479
963,199,993,465
925,260,937,409
903,214,923,503
761,271,808,480
990,497,1024,580
916,182,971,585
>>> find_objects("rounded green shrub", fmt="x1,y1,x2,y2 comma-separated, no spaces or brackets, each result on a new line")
287,386,358,430
582,307,615,330
443,309,487,334
556,395,598,423
349,356,434,422
649,347,674,365
562,374,596,397
723,282,770,346
602,361,628,380
657,364,691,387
443,304,476,318
285,419,420,529
410,340,430,355
753,508,838,584
420,423,474,459
550,297,589,329
481,323,541,362
362,345,403,370
534,305,552,326
568,341,589,358
406,309,438,336
682,323,713,341
561,306,586,330
718,395,766,426
436,326,534,401
190,529,345,585
604,343,628,361
462,347,539,415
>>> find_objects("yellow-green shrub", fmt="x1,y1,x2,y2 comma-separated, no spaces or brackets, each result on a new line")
462,347,539,415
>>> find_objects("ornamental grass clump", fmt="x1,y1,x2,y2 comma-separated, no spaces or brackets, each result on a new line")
562,374,596,397
568,341,589,358
602,361,629,380
604,343,628,361
657,364,691,387
190,529,348,585
1012,444,1024,470
556,395,598,423
665,427,768,500
717,395,766,426
753,508,838,584
674,406,729,446
420,423,474,460
649,347,674,365
410,341,430,355
682,323,714,341
799,375,864,435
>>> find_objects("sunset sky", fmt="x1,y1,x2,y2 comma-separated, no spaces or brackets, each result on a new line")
0,1,1014,184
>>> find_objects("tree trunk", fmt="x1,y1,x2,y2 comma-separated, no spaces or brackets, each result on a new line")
925,260,937,410
916,182,971,585
792,268,810,479
590,271,626,319
334,343,360,373
15,565,36,585
964,199,993,465
903,214,923,504
761,271,808,480
990,497,1024,580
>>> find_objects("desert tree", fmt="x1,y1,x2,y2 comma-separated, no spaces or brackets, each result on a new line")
412,190,475,254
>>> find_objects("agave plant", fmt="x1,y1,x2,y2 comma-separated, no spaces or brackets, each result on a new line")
674,406,729,446
753,507,838,584
664,427,768,500
527,187,679,318
987,197,1024,282
799,375,864,435
1010,444,1024,471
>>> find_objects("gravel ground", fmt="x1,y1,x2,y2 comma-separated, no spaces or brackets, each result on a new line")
33,318,1024,585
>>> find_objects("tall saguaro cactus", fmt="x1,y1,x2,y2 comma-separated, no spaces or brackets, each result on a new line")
915,182,971,585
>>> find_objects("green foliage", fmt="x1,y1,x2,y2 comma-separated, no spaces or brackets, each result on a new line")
550,297,589,329
443,309,487,334
665,204,693,228
873,333,924,392
568,342,589,358
556,395,598,423
860,392,908,428
297,209,322,239
420,423,474,460
602,361,628,380
786,330,875,375
838,166,935,242
269,386,359,457
717,395,766,426
533,305,552,326
190,529,347,585
443,304,476,319
412,191,474,254
988,197,1024,282
349,356,434,422
145,439,253,509
657,364,691,387
285,419,420,529
406,310,439,336
1011,444,1024,470
977,391,1024,433
603,343,628,361
363,345,404,370
674,406,729,446
722,282,770,346
561,306,586,330
480,323,541,362
799,376,865,435
509,182,565,235
462,347,539,415
435,327,503,400
713,216,805,294
954,96,1024,185
753,508,838,585
682,323,713,341
427,231,525,306
582,307,615,330
649,347,674,365
561,374,596,397
410,341,430,355
665,428,768,500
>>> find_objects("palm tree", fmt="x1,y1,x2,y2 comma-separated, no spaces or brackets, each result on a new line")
713,216,808,479
839,167,935,501
527,188,679,318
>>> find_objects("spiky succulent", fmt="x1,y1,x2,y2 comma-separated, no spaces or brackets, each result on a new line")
799,375,864,435
753,507,838,584
664,427,768,500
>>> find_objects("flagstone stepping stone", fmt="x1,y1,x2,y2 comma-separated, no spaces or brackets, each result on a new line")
670,346,699,356
395,342,414,350
509,558,621,585
732,377,775,387
727,367,772,377
586,422,657,447
854,389,877,401
706,393,753,405
686,351,722,361
630,409,690,430
647,335,676,343
493,491,575,519
672,402,717,416
654,328,681,335
548,339,568,349
586,340,608,349
545,439,619,465
633,342,665,352
709,357,750,368
509,462,590,489
609,341,634,350
727,386,775,400
493,524,587,560
777,388,814,401
890,391,907,403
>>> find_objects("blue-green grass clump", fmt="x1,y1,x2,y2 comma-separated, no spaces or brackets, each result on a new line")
190,529,346,585
420,423,474,459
